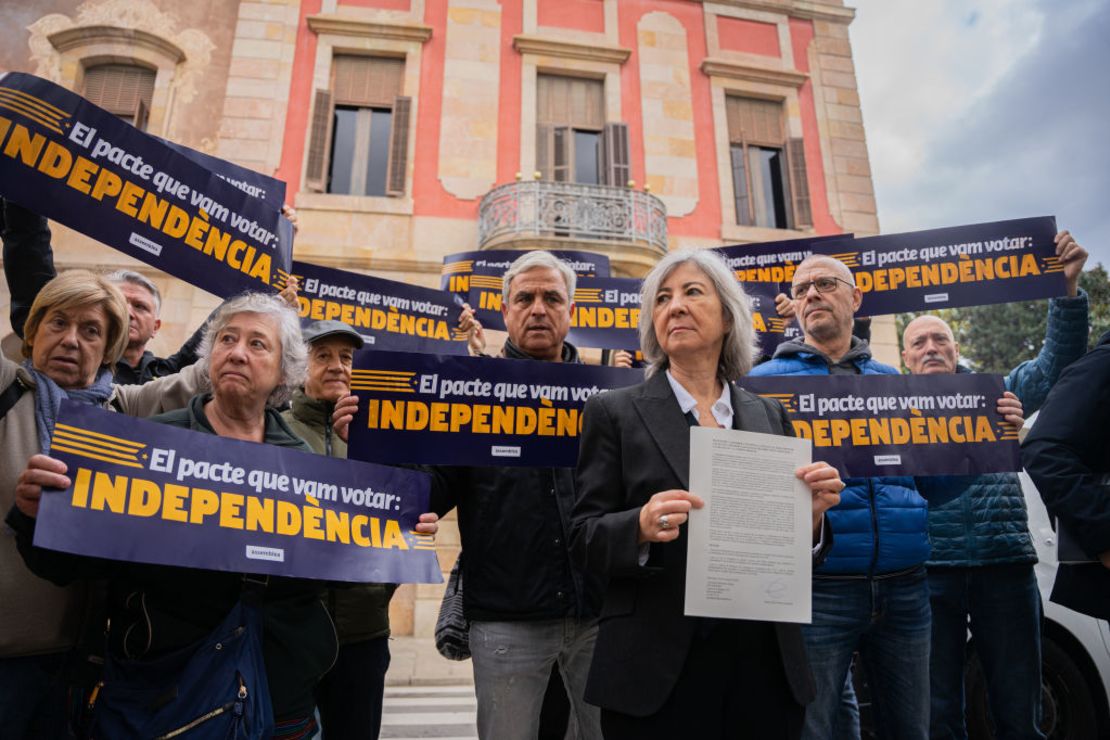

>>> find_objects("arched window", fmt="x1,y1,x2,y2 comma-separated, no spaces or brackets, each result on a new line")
82,63,155,130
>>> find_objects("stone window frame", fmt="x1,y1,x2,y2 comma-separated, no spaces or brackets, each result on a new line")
514,35,630,182
703,50,813,241
297,14,430,216
42,26,185,137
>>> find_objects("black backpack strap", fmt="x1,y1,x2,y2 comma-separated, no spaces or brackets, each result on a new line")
0,376,27,420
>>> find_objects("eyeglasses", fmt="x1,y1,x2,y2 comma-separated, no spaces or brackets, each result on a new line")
791,276,854,299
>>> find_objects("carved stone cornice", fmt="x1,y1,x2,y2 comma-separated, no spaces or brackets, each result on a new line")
307,14,433,44
701,58,808,88
704,1,855,24
512,34,631,65
48,25,186,62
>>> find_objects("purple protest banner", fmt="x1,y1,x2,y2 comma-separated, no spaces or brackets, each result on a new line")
0,72,292,298
36,401,441,583
716,235,850,287
347,350,643,467
740,373,1020,477
811,217,1065,316
292,260,468,355
468,272,643,348
745,281,802,360
441,248,610,298
567,276,642,350
160,137,286,209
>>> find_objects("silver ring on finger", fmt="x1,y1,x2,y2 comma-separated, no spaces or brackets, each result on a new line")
659,514,670,530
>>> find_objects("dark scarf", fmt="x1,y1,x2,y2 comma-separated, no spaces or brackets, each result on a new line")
501,338,581,364
23,360,115,452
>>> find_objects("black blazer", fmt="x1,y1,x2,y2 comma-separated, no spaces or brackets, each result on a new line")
570,371,830,717
1023,330,1110,619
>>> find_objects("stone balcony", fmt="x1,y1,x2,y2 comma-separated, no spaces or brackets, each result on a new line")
477,180,669,275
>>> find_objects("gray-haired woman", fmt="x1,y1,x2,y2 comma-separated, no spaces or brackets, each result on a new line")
569,249,844,739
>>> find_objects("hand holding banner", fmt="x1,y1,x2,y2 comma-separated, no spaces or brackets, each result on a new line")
741,374,1021,477
0,72,292,298
36,401,441,583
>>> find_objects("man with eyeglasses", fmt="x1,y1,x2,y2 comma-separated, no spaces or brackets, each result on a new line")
748,254,1022,740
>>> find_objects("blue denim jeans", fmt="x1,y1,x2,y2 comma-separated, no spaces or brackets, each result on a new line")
801,567,931,740
835,669,861,740
0,652,71,739
470,617,602,740
928,564,1044,740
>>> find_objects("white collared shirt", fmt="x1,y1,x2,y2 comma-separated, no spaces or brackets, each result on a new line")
665,370,732,429
643,368,825,562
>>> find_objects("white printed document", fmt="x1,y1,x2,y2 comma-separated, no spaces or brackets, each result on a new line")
684,426,813,623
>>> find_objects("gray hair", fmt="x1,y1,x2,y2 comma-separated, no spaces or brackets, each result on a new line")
639,248,758,382
105,269,162,314
501,251,577,302
197,292,306,408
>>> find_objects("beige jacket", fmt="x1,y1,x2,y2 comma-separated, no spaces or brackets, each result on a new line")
0,355,201,657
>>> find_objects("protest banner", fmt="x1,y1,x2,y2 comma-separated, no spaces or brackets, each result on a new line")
740,374,1021,477
347,350,643,467
468,272,643,347
745,281,802,359
36,401,441,583
292,261,468,355
812,217,1065,316
716,235,849,286
0,72,293,298
161,137,286,209
440,248,610,298
568,277,643,349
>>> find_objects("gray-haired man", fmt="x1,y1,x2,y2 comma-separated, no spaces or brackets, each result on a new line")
435,251,604,739
334,251,604,740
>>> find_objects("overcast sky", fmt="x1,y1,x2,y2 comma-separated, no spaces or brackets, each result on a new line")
848,0,1110,269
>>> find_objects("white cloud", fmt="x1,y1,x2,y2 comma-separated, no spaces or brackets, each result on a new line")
850,0,1044,190
847,0,1110,268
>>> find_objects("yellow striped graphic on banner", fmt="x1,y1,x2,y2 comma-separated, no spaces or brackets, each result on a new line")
441,261,474,275
0,96,65,134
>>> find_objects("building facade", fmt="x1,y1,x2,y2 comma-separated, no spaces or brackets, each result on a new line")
0,0,888,635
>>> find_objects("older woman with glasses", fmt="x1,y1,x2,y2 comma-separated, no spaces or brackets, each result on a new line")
0,270,199,738
570,249,844,739
9,293,421,739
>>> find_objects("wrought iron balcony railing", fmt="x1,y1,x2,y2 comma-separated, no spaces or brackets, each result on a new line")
478,180,668,253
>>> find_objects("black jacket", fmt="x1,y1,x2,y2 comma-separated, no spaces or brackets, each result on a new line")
570,372,831,716
1023,330,1110,619
2,199,205,385
428,339,603,622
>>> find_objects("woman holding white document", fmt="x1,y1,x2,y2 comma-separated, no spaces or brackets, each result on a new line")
569,248,844,739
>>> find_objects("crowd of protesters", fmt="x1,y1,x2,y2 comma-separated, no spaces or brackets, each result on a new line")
0,190,1105,740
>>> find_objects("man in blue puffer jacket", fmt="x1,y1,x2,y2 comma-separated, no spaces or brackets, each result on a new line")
908,230,1089,740
749,254,1019,740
